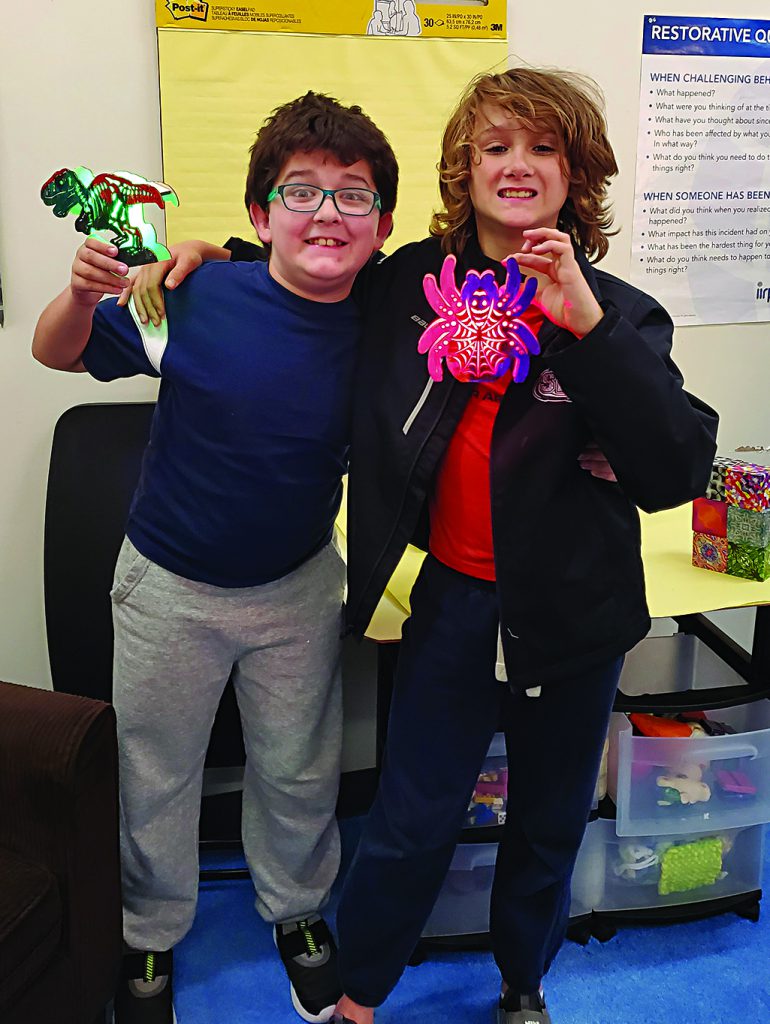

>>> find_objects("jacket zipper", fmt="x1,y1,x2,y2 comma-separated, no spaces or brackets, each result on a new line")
402,378,435,435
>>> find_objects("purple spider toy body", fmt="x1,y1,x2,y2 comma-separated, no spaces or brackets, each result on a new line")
418,254,540,384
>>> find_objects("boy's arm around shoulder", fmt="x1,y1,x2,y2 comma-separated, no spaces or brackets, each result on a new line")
33,238,130,371
545,283,718,513
118,238,264,327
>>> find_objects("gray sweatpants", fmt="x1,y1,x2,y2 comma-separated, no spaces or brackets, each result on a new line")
110,536,345,952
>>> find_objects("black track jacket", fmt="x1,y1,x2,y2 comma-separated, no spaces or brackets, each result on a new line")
345,234,718,689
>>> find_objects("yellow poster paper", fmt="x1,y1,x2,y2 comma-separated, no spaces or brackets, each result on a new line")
156,0,506,39
158,31,507,251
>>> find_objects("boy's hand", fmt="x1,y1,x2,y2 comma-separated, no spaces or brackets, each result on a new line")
71,237,130,308
512,228,603,339
117,242,208,325
117,256,179,326
579,442,617,482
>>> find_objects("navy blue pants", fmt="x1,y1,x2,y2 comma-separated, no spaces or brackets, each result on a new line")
337,555,623,1006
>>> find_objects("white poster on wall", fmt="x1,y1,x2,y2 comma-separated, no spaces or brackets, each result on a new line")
631,15,770,326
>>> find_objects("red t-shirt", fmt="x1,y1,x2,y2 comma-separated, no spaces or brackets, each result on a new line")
429,307,545,581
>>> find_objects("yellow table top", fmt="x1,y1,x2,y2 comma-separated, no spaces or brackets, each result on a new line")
640,502,770,617
336,497,770,642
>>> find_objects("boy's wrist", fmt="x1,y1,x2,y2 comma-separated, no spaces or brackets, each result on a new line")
570,306,603,339
69,286,103,310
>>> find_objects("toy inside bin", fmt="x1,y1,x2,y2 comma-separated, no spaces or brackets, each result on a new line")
692,448,770,581
465,733,508,827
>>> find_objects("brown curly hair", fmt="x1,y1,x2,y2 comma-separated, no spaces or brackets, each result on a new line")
245,91,398,215
430,67,618,261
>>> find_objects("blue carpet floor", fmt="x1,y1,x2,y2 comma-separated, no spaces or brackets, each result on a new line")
175,821,770,1024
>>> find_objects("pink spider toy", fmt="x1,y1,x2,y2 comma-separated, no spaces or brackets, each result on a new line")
418,253,539,384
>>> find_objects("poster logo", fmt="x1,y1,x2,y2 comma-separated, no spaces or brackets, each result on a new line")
165,0,208,21
366,1,421,36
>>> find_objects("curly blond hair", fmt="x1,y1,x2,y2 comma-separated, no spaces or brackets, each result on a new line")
430,67,618,261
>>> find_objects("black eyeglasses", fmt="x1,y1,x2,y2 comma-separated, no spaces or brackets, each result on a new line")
267,183,382,217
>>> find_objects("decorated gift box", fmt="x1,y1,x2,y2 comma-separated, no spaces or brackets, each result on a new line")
692,448,770,581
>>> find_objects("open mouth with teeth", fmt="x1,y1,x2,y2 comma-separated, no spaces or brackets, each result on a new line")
306,238,347,247
498,188,537,199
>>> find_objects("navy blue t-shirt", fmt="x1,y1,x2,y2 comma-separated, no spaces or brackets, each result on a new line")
82,260,360,586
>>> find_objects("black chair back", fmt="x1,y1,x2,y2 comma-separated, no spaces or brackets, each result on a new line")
43,403,246,787
44,402,154,700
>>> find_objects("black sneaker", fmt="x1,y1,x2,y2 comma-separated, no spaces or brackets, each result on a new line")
496,987,552,1024
274,915,342,1023
114,949,175,1024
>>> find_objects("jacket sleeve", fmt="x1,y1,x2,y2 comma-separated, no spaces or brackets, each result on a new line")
223,237,267,261
544,295,718,513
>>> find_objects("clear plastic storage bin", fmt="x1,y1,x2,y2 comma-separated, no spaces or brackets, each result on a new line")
569,821,606,917
423,837,591,938
617,633,750,699
607,702,770,836
423,842,497,937
570,818,764,914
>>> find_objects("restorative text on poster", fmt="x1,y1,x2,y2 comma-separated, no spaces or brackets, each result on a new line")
632,15,770,326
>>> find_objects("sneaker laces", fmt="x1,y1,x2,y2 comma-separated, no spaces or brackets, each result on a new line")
121,950,173,1000
298,919,322,959
144,952,157,982
277,915,333,967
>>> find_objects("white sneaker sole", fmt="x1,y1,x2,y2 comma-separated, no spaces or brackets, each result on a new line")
290,985,336,1023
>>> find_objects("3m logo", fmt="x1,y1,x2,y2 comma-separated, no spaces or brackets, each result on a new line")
490,22,503,30
165,0,208,21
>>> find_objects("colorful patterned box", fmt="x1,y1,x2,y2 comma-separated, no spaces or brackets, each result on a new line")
692,450,770,581
692,533,728,573
692,497,727,538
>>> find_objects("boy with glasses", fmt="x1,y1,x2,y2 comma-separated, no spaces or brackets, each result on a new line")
32,91,397,1024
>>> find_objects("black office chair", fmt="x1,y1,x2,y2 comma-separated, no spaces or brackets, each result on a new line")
42,401,377,861
43,402,247,862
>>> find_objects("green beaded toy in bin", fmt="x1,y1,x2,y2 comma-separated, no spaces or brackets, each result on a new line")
658,836,725,896
692,448,770,581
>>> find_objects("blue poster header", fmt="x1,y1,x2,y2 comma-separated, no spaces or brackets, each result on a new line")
644,14,770,58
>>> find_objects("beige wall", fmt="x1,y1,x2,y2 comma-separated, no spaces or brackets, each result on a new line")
0,3,162,687
0,1,764,691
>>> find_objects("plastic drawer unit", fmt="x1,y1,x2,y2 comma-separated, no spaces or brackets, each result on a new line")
423,842,498,938
608,702,770,837
424,733,507,939
570,818,764,915
423,730,595,942
424,838,592,939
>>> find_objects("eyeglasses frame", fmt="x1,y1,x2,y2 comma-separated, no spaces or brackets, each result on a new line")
266,183,382,217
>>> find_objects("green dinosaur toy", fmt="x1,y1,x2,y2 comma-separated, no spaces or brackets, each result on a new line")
41,166,178,266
